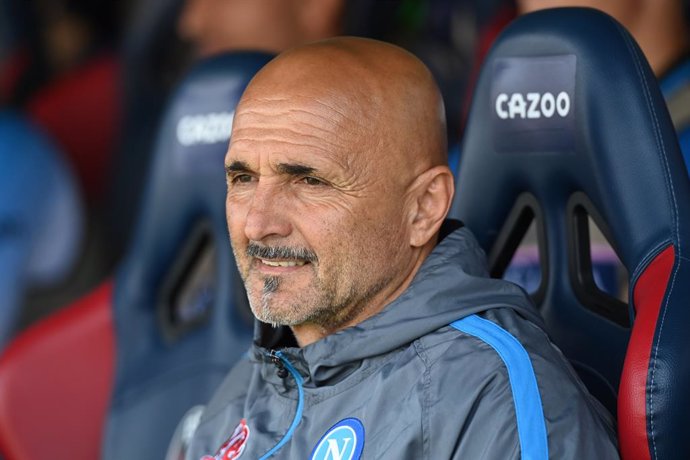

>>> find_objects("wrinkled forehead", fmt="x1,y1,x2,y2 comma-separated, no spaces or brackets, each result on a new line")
236,90,366,134
228,84,378,166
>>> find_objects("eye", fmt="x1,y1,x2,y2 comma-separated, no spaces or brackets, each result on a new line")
230,174,253,184
301,176,324,186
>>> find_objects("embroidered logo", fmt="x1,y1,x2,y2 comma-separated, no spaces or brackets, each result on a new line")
310,418,365,460
201,419,250,460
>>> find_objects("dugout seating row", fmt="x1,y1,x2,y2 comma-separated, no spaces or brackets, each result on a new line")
0,7,687,460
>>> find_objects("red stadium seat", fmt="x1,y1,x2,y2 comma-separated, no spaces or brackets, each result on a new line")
0,281,114,460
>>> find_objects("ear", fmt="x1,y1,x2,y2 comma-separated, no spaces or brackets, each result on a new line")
299,0,345,40
406,166,455,248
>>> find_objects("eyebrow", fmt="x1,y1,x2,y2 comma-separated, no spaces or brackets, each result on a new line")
276,163,316,176
225,160,318,177
225,160,251,174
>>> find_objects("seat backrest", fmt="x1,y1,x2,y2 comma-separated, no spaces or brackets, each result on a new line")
102,52,271,460
0,281,114,460
108,0,191,259
0,111,84,347
450,8,690,460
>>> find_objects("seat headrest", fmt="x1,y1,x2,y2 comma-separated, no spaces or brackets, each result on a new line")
106,52,272,460
452,7,690,268
0,111,83,343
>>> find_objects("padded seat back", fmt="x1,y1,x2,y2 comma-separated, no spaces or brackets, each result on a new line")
450,8,690,459
0,281,114,460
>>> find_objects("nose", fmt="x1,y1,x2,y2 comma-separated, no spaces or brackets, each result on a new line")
243,182,292,242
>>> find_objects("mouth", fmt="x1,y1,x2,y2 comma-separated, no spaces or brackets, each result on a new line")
252,257,312,274
245,243,317,275
259,259,308,267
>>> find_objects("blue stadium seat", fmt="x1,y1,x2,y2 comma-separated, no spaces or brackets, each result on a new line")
450,8,690,460
108,0,188,260
0,52,271,460
0,111,84,347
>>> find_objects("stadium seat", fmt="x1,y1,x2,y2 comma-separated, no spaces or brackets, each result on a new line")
108,0,188,259
0,281,114,460
450,8,690,460
0,52,271,460
0,111,84,347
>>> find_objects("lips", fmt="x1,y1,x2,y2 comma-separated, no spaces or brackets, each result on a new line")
251,257,313,274
260,259,307,267
245,243,317,274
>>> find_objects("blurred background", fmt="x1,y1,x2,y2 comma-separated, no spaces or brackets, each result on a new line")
1,0,690,347
0,0,520,345
3,2,690,459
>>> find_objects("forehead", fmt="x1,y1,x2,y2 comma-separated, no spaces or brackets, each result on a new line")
228,92,371,169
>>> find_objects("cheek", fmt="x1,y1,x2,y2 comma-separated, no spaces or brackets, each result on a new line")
357,204,410,263
315,209,401,263
291,193,356,232
226,199,249,248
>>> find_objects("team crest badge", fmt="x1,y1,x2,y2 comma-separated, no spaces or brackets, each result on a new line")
201,419,250,460
310,418,365,460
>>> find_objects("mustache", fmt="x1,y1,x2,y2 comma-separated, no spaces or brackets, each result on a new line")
247,242,318,263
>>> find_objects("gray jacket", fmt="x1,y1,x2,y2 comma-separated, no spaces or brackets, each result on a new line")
186,224,619,459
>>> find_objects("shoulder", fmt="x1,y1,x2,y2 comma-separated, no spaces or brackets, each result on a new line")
420,309,619,459
423,308,595,403
418,316,524,459
418,310,534,377
422,311,544,421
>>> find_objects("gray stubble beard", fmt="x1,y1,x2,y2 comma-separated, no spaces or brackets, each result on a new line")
258,275,281,327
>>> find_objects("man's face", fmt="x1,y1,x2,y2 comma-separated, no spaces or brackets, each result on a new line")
225,91,411,329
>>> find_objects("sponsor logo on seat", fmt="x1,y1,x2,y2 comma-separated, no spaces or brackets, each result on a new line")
495,91,571,119
177,111,235,146
490,54,576,152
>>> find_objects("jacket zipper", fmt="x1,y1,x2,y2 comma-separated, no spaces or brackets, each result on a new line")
259,350,305,459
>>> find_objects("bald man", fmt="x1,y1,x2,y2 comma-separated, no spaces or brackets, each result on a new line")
185,38,618,459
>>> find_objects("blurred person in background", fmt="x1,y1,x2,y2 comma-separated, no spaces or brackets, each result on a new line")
177,0,345,56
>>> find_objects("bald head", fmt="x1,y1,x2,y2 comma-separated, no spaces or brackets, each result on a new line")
226,37,454,346
235,37,447,182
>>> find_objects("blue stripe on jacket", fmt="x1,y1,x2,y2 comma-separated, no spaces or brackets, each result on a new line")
450,314,549,460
